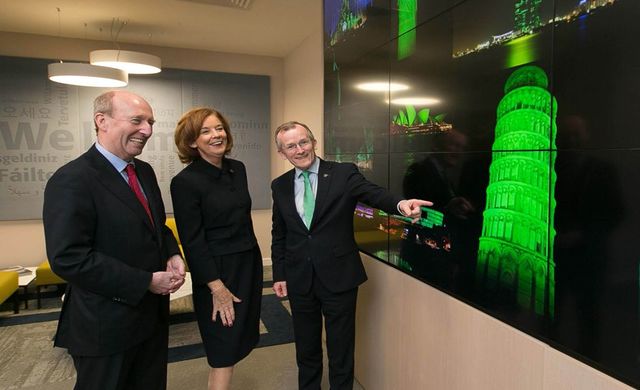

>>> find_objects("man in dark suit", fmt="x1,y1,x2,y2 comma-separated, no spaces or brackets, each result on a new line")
43,90,185,390
271,121,431,389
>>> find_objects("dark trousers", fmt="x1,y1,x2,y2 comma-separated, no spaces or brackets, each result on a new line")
289,274,358,390
72,322,168,390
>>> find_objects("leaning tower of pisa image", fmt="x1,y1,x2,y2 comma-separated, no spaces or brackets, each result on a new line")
476,65,557,316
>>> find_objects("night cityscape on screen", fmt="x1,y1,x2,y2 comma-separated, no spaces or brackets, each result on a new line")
324,0,638,386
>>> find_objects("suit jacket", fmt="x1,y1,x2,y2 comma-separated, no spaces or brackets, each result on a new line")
271,159,402,294
42,145,180,357
170,157,258,286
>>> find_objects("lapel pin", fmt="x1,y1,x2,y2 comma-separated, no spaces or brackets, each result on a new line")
323,173,329,178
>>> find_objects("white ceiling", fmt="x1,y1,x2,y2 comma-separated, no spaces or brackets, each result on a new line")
0,0,321,57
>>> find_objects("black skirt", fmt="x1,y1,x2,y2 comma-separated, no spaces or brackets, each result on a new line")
191,246,263,367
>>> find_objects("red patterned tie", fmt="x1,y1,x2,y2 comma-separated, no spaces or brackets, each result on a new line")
125,164,154,225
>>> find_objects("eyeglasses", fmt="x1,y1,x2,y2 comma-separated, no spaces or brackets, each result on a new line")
282,138,312,153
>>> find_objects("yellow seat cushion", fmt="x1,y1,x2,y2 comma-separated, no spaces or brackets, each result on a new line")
165,217,181,245
35,260,65,286
166,217,188,271
0,271,19,305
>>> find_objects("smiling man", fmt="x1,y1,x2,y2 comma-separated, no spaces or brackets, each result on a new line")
270,121,432,390
43,90,185,390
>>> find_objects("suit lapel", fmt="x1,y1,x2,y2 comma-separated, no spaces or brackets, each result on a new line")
279,169,307,230
311,159,333,227
87,147,156,233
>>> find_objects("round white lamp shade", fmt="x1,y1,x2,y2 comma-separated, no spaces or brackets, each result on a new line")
48,62,128,87
90,50,162,74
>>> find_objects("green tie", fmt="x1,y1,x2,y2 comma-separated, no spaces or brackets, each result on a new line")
302,171,315,228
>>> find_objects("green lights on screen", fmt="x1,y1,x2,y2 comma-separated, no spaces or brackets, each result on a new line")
378,207,444,229
515,0,542,34
477,65,557,316
397,0,417,60
509,0,541,67
506,33,538,68
393,106,430,127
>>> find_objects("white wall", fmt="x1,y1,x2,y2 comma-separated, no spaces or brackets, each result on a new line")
356,253,634,390
278,1,324,177
259,3,324,264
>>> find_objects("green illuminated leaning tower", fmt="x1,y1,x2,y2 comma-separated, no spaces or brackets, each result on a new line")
477,65,557,316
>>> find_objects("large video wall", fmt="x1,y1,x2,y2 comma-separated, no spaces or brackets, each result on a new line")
324,0,639,386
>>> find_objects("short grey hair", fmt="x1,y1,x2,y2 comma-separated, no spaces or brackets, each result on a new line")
274,121,315,150
93,91,116,132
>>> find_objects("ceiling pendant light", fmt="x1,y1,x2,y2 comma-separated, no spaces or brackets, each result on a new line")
46,9,129,88
90,49,162,74
48,62,128,88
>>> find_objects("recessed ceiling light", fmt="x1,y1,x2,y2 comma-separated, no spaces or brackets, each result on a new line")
389,97,441,106
356,82,410,92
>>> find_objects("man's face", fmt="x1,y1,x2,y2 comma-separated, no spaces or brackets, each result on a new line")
95,92,154,161
277,125,317,170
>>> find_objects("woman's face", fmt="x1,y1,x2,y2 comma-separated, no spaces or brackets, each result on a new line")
190,114,228,166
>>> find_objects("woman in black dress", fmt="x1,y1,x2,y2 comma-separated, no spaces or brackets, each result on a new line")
170,107,262,390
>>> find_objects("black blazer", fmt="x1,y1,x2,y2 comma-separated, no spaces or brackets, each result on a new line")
271,159,401,294
170,157,257,286
43,145,180,356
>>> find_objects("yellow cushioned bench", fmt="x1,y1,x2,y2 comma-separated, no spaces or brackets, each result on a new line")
36,260,66,309
0,271,19,313
165,217,188,271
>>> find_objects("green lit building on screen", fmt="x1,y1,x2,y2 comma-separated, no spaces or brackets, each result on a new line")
397,0,417,60
515,0,542,34
477,66,557,316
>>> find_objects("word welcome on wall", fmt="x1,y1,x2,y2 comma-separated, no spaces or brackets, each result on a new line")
0,56,271,220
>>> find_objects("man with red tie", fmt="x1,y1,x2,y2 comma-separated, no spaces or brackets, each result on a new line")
271,121,432,389
43,90,185,390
